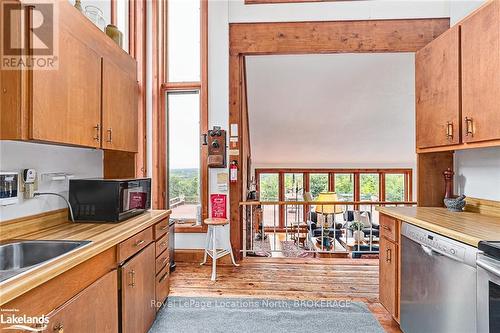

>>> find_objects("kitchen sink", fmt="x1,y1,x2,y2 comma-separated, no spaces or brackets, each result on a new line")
0,240,91,283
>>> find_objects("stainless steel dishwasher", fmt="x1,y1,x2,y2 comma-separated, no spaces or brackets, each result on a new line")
401,222,478,333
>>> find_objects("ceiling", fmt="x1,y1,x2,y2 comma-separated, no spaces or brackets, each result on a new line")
245,53,416,168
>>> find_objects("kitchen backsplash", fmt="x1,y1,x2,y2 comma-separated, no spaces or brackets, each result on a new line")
0,141,103,222
455,147,500,201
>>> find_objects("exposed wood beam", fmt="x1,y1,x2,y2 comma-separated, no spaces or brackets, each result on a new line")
230,18,450,55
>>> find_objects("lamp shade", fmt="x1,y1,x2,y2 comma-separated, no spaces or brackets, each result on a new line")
315,192,343,214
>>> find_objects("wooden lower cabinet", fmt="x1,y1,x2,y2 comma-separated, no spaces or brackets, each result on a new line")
44,270,118,333
379,236,399,320
120,243,156,333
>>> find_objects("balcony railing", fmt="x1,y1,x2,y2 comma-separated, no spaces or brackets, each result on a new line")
239,200,416,258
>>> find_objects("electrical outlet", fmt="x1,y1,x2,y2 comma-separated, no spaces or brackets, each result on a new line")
21,168,38,199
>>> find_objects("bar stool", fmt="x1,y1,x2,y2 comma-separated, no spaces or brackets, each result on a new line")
200,218,239,281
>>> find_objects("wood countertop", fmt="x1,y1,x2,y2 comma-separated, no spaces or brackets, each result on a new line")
376,206,500,247
0,210,170,305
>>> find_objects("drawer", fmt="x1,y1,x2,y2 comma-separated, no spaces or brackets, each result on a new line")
155,232,169,258
154,219,169,240
155,264,170,307
380,214,398,243
155,250,170,275
118,227,153,263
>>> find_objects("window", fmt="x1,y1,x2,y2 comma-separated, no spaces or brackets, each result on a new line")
163,0,207,231
167,92,201,223
167,0,201,82
116,0,129,52
335,174,354,201
309,174,329,200
258,173,279,227
284,173,304,226
385,173,405,202
360,173,380,201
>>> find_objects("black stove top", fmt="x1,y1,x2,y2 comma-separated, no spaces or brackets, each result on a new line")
479,241,500,260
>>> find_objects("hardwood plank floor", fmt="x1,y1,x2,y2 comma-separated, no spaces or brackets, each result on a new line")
170,257,401,333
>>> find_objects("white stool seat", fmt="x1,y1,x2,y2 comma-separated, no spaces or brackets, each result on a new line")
200,218,239,280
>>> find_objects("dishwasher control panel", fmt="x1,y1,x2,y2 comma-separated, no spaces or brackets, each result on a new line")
402,222,477,264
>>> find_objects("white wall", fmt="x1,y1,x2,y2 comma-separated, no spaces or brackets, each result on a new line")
454,148,500,201
0,141,103,221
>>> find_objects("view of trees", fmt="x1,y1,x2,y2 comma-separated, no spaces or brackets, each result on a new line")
259,172,406,202
169,168,200,203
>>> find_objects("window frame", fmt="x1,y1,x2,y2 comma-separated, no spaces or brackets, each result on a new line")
255,168,413,228
154,0,209,233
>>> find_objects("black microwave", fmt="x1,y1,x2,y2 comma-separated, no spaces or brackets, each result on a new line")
69,178,151,222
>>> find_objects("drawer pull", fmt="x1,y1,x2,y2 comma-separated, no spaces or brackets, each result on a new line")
386,249,392,263
382,225,391,231
129,270,136,287
134,240,145,247
54,323,64,333
162,257,169,264
160,241,167,247
160,225,169,231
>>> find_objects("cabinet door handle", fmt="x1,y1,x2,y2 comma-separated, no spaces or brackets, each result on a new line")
386,249,392,263
129,270,136,287
53,323,64,333
106,128,113,143
159,272,169,283
446,121,453,140
465,117,474,136
382,225,390,231
134,239,145,247
93,124,100,142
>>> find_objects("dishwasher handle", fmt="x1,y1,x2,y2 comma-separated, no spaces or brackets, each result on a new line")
477,258,500,277
421,244,442,257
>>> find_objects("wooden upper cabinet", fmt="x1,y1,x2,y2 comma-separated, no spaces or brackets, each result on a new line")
31,27,101,148
120,243,156,333
102,58,138,152
415,26,460,149
461,0,500,143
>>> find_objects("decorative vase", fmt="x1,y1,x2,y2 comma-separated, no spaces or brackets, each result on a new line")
353,230,365,242
106,24,123,47
74,0,83,12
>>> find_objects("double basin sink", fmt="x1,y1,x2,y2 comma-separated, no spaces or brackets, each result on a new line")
0,240,91,283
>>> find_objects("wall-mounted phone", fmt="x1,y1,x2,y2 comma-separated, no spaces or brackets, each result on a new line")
206,126,227,168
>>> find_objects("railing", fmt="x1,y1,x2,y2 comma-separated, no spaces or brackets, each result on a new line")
239,200,416,258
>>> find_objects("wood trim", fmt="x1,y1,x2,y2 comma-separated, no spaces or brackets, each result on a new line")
256,167,413,173
230,18,450,55
0,209,68,239
465,197,500,218
174,249,235,265
162,82,202,90
245,0,354,4
416,139,500,153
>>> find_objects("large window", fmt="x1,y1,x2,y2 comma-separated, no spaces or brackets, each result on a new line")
360,173,380,201
385,173,406,202
167,92,201,223
335,174,354,201
164,0,208,231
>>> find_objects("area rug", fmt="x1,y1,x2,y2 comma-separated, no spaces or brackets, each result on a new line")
149,296,385,333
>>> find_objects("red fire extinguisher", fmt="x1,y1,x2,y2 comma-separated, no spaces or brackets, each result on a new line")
230,160,238,183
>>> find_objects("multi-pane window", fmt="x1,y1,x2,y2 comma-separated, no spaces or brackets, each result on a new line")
309,174,329,200
385,173,405,202
360,173,380,201
335,174,354,201
259,174,279,227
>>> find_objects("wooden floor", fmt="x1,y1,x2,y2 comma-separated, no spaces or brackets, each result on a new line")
170,257,401,333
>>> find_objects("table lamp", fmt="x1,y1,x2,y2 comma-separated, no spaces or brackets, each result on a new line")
315,192,343,227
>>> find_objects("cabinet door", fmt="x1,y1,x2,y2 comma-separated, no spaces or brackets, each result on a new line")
121,243,156,333
379,237,398,318
102,58,138,152
415,26,460,149
461,1,500,143
44,270,118,333
31,19,101,148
